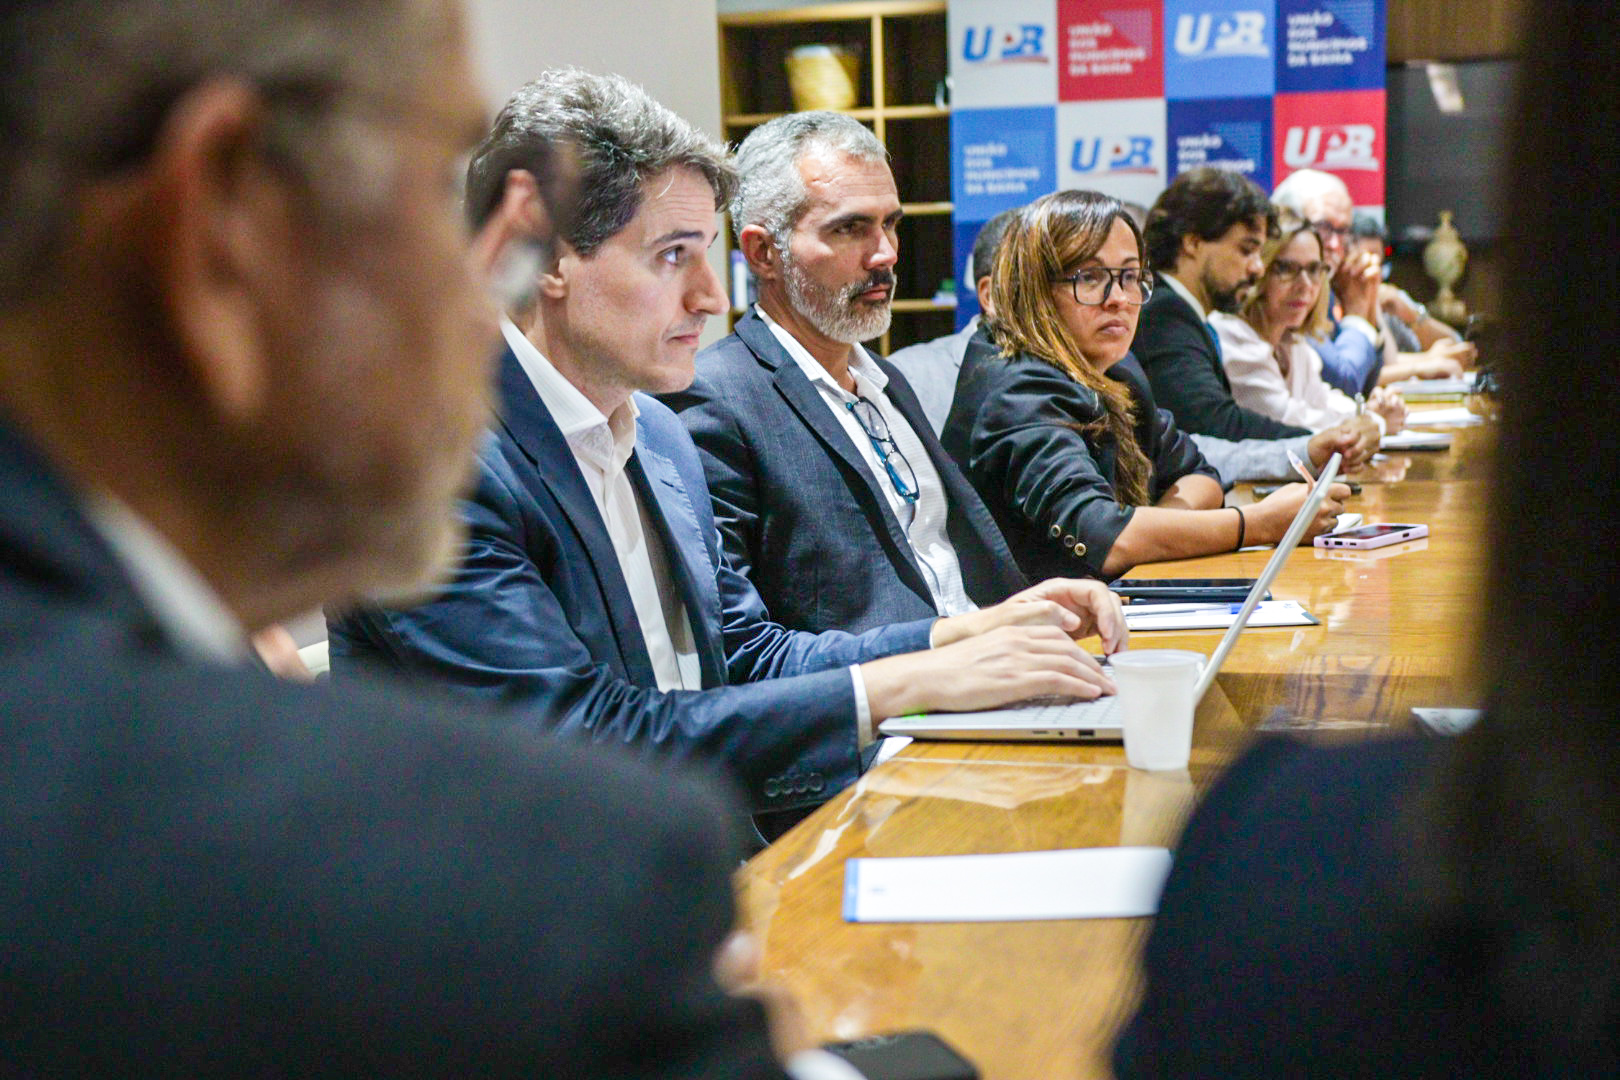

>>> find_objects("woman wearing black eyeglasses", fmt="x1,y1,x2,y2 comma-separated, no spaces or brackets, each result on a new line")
941,189,1349,582
1214,221,1408,434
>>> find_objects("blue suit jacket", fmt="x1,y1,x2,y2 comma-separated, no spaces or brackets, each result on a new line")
1313,291,1384,397
663,310,1026,636
328,347,933,813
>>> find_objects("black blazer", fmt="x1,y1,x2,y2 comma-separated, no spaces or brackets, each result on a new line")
1112,733,1601,1077
0,418,787,1077
1133,283,1311,441
663,309,1026,636
942,326,1219,582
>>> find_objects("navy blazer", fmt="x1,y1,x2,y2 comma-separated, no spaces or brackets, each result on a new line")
0,418,788,1076
942,327,1220,583
1113,733,1593,1076
329,347,933,813
1132,284,1311,441
663,309,1026,636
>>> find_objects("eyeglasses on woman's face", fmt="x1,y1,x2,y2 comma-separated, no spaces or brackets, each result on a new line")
1267,258,1332,284
1052,265,1155,306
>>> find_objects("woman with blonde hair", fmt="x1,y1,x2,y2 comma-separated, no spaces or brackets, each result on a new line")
941,189,1348,581
1214,221,1407,434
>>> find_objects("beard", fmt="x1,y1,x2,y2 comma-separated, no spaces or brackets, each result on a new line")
781,254,894,344
1203,267,1253,315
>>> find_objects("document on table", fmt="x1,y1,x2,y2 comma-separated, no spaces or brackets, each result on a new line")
1388,373,1476,398
1405,406,1483,427
1380,430,1453,451
843,847,1173,923
1125,599,1317,631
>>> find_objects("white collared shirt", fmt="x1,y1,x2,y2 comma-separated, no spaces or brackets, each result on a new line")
1160,271,1208,323
81,493,248,665
758,308,976,619
503,319,701,693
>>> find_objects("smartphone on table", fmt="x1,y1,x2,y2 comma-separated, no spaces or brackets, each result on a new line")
1313,523,1428,550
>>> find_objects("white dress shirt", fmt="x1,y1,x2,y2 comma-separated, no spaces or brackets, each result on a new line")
1160,271,1208,323
81,493,248,664
759,308,976,619
1213,313,1385,435
502,319,701,692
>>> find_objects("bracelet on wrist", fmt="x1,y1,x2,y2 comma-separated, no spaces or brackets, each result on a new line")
1232,506,1246,551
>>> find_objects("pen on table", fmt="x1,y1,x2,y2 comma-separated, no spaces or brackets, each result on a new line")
1286,448,1317,486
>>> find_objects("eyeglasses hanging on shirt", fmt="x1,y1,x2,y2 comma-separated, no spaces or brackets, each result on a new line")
844,397,920,505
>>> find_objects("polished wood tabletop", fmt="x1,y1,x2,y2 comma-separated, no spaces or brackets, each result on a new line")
737,418,1493,1080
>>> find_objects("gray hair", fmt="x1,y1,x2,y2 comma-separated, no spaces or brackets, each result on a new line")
731,111,888,246
466,68,735,256
1272,168,1351,219
0,0,441,308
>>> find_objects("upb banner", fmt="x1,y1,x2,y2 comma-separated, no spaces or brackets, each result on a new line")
949,0,1385,325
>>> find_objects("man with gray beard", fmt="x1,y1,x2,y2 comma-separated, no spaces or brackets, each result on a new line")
666,112,1052,639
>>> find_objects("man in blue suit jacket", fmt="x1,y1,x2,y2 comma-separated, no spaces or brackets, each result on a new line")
329,72,1125,821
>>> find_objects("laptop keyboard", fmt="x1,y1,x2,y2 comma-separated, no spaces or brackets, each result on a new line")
996,658,1122,727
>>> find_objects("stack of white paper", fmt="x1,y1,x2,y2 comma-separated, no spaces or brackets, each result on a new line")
1379,430,1453,451
843,847,1173,923
1124,599,1316,631
1405,406,1483,428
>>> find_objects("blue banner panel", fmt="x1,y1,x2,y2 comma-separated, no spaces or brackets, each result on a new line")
951,106,1058,222
953,218,988,327
1164,0,1276,100
1276,0,1385,92
1167,97,1272,190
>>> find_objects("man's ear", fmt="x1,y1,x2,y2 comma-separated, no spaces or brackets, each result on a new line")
142,78,290,425
537,239,574,300
470,168,551,279
737,223,779,280
1179,231,1203,268
975,274,994,316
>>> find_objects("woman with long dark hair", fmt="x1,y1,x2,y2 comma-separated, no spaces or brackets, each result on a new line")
941,190,1348,582
1112,1,1620,1070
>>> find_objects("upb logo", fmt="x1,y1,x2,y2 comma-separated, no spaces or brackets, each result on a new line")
1282,124,1378,171
962,24,1050,64
1071,136,1157,175
1173,12,1268,59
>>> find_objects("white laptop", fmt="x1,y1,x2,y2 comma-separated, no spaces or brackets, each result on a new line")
880,455,1343,742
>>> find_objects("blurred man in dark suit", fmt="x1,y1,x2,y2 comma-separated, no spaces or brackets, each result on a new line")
0,2,822,1074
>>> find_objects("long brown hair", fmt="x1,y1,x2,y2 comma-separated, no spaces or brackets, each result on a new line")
987,190,1152,506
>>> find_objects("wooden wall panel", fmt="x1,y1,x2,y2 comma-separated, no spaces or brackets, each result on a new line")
1387,0,1528,62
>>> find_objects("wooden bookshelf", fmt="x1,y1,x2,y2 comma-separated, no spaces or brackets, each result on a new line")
719,1,954,353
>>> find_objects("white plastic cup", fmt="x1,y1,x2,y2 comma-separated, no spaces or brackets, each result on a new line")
1110,649,1205,771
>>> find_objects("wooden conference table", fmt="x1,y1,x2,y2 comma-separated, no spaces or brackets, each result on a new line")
737,419,1492,1080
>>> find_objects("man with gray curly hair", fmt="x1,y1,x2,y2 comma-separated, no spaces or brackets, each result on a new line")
667,115,1119,660
332,78,1125,836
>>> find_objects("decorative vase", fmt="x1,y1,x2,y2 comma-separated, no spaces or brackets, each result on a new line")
785,45,860,112
1423,210,1470,327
